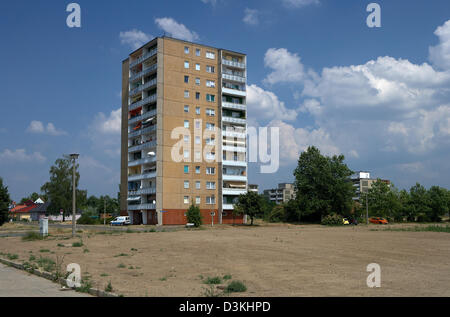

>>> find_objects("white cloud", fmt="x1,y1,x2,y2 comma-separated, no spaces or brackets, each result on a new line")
247,84,298,124
282,0,320,8
429,20,450,70
87,108,121,158
27,121,67,136
155,17,199,42
263,48,306,85
120,29,153,50
95,108,121,135
200,0,217,5
243,8,259,26
0,149,46,163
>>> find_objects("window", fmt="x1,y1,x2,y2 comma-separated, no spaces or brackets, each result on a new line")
206,80,215,88
184,196,189,204
195,166,200,174
196,48,201,56
184,165,189,173
184,90,189,98
195,151,201,160
206,94,215,102
206,152,215,160
206,65,215,73
184,61,189,69
206,138,215,145
184,105,189,113
195,136,201,145
196,92,200,100
196,181,201,190
196,196,201,204
195,121,201,129
184,120,190,128
206,182,216,190
195,63,200,71
206,123,215,131
206,167,216,175
206,196,216,205
184,150,190,159
206,51,215,59
184,180,190,189
206,109,215,117
184,76,189,83
196,107,201,115
184,135,189,143
184,46,189,54
195,78,200,85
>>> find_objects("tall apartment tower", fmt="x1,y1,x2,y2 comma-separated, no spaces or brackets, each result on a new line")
120,37,248,225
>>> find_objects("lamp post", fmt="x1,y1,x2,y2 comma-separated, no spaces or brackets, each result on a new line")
70,153,79,237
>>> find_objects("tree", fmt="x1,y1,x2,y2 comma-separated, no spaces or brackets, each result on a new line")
427,186,448,222
234,191,263,225
20,192,41,204
0,178,11,226
41,157,86,221
186,202,202,227
362,180,401,220
408,183,431,222
293,146,355,222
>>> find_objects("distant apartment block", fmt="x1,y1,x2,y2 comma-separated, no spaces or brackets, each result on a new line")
263,183,296,204
351,171,391,201
120,36,248,225
248,184,259,193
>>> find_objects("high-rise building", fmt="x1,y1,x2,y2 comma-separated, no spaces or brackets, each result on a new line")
120,37,248,225
351,171,391,201
263,183,296,204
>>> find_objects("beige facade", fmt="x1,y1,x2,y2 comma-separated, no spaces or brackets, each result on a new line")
263,183,296,205
120,37,248,225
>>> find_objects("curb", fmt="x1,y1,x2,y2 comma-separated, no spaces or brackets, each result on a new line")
0,257,119,297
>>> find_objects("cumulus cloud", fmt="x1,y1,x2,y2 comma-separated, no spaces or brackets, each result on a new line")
27,121,67,136
87,108,121,158
155,17,199,42
282,0,320,8
263,48,306,85
429,20,450,70
0,149,46,163
95,108,121,135
243,8,259,26
119,29,153,50
200,0,217,5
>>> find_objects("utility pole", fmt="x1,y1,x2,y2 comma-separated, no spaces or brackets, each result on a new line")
70,154,79,237
366,192,369,225
104,198,106,226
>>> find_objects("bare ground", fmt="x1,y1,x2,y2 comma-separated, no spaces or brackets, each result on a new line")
0,222,449,297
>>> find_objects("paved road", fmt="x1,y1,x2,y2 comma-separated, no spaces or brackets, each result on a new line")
0,263,91,297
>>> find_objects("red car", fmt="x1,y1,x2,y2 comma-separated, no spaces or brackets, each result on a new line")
369,217,388,224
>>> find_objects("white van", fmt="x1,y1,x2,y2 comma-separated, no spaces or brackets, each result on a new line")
110,216,131,226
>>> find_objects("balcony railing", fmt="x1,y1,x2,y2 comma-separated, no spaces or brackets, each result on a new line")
128,203,156,211
222,204,235,210
222,145,246,153
222,130,246,139
129,94,157,111
128,172,157,182
223,174,247,182
129,109,157,125
130,63,158,82
222,59,245,69
222,160,247,167
222,73,246,83
129,78,157,96
128,125,157,139
222,101,246,111
128,187,156,196
129,48,157,68
222,116,246,125
128,140,157,153
128,156,157,167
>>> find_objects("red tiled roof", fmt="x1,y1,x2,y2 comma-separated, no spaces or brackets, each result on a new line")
10,203,38,214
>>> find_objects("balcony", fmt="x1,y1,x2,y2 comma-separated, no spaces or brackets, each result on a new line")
222,145,246,153
129,109,157,125
129,94,157,111
128,171,157,182
128,203,156,211
222,130,246,139
128,187,156,196
129,48,157,68
222,116,246,125
128,140,157,153
222,59,245,69
129,78,157,97
222,160,247,167
222,87,246,97
222,188,247,195
222,73,246,83
130,63,158,82
128,125,157,139
223,174,247,182
222,101,246,111
222,204,234,210
128,156,157,167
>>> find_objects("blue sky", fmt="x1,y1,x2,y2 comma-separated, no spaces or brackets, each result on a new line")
1,0,450,201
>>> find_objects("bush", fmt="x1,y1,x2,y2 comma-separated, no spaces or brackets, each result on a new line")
321,214,343,226
22,231,45,241
267,205,285,223
77,213,97,225
204,276,222,285
186,203,202,227
225,280,247,293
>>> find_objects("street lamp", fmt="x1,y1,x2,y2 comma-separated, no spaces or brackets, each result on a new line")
69,153,79,237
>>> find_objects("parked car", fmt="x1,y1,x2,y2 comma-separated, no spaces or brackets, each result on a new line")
110,216,131,226
343,218,350,225
369,217,388,224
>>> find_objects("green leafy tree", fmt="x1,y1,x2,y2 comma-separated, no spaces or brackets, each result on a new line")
40,157,86,221
362,180,401,220
408,183,431,222
186,202,202,227
20,192,41,204
293,146,355,222
0,178,11,226
234,191,263,225
427,186,448,222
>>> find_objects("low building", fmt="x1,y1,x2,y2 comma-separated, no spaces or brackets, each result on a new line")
263,183,296,204
9,199,51,221
248,184,259,193
352,171,390,201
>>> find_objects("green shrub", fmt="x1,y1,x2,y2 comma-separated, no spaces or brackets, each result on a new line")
204,276,222,285
225,280,247,293
36,256,55,272
105,281,113,293
22,231,44,241
267,205,285,223
223,274,232,280
7,253,18,260
186,203,202,227
321,214,343,226
72,241,83,247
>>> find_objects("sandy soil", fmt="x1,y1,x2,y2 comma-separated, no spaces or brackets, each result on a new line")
0,223,449,297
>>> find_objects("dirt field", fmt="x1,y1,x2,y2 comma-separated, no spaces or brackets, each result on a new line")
0,222,449,297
